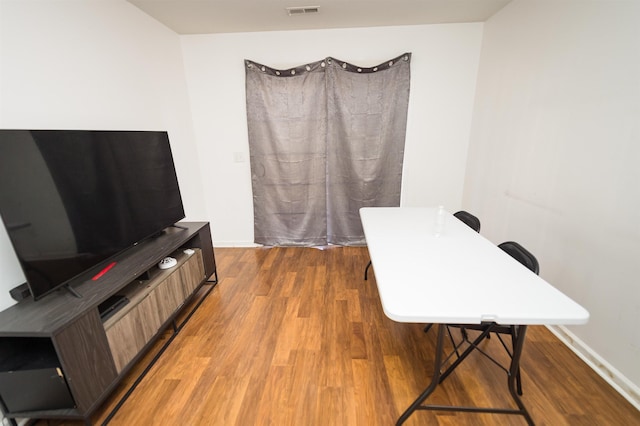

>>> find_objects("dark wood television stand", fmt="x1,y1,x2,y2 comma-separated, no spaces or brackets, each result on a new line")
0,222,217,425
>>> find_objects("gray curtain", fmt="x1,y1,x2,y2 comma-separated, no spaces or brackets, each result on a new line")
245,59,327,246
326,56,411,245
245,53,410,246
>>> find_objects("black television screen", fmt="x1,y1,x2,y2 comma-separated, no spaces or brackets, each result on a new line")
0,130,185,300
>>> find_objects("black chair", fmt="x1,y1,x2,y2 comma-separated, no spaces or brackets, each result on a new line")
453,210,481,233
497,241,539,275
365,210,481,281
441,241,539,395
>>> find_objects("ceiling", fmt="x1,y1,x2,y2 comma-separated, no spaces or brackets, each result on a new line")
127,0,512,35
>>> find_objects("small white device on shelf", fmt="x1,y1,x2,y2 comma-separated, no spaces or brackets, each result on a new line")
158,257,177,270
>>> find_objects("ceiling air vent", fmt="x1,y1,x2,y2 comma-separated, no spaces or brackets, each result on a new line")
286,6,320,16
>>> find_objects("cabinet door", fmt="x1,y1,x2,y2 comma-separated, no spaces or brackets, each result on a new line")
179,250,206,297
105,295,162,372
151,270,185,321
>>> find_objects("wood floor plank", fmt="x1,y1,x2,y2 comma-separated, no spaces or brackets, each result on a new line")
36,246,639,426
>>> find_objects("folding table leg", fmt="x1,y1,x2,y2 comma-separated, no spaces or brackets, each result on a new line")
507,325,534,425
438,323,495,384
396,323,535,426
396,323,446,425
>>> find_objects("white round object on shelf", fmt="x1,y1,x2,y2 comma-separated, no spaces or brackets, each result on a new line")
158,257,177,269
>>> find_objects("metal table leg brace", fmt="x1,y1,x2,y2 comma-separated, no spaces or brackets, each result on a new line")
396,323,534,425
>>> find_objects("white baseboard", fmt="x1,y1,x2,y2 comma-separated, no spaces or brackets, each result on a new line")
546,325,640,411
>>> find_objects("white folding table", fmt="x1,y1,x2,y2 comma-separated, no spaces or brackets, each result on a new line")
360,207,589,425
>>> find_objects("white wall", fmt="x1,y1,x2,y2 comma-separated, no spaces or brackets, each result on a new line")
464,0,640,402
0,0,207,311
181,24,484,245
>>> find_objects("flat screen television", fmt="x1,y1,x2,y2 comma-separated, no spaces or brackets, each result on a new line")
0,130,185,300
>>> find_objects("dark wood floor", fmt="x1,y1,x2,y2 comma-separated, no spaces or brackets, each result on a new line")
38,247,639,425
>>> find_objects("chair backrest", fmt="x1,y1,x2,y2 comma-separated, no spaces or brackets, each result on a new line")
453,210,481,233
498,241,540,275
